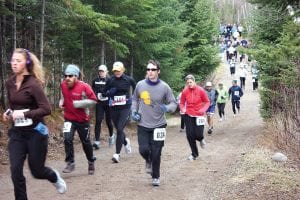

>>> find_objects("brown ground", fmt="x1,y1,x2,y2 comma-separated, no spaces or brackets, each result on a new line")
0,58,299,200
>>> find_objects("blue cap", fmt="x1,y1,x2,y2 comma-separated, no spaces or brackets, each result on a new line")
65,64,80,77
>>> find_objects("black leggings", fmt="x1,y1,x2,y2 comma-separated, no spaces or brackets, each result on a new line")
110,107,131,154
231,100,240,114
94,103,114,141
217,103,226,118
8,127,57,200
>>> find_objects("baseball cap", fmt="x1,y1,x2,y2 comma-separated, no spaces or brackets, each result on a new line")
98,64,107,71
112,61,124,72
206,81,212,87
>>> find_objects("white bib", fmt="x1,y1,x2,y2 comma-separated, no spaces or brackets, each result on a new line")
14,109,33,127
234,91,239,96
113,95,126,105
63,122,72,133
153,128,166,141
196,116,206,126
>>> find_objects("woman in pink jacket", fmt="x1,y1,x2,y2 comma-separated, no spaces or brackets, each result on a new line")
180,74,210,160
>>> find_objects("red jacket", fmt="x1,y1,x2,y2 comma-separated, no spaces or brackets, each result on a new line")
61,80,97,122
180,85,210,117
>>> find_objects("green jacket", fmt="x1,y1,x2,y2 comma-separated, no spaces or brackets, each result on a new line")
216,87,229,103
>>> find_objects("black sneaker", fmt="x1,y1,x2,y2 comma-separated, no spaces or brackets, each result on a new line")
207,129,213,134
88,161,95,175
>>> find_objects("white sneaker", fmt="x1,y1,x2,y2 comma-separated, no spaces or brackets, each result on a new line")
219,118,223,122
200,139,206,149
53,169,67,194
187,155,196,160
125,138,132,154
152,178,160,186
112,153,120,163
108,134,116,147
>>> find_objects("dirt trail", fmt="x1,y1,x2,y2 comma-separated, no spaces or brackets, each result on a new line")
0,60,264,200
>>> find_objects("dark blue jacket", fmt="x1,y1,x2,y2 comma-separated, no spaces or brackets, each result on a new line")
228,85,243,101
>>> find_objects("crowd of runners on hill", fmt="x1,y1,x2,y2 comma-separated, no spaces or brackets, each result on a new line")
2,22,260,199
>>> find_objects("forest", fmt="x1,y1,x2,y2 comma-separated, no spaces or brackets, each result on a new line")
0,0,299,154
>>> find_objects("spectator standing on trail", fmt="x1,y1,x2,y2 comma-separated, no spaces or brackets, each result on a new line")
104,61,136,163
205,81,218,134
228,80,243,117
60,64,97,175
131,60,177,186
216,82,229,121
3,48,66,199
180,75,210,161
91,64,115,149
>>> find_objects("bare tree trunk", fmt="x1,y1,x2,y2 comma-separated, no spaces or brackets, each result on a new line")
13,1,16,49
101,41,105,64
40,0,46,65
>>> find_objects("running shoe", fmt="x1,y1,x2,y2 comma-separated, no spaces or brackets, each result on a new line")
108,134,116,147
200,139,206,149
125,138,132,154
62,162,75,173
88,161,95,175
219,118,223,122
152,178,160,186
53,169,67,194
187,155,197,160
145,161,152,174
93,141,100,150
207,128,213,134
112,153,120,163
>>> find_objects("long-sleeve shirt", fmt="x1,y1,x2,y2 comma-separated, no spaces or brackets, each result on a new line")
91,76,109,105
104,74,136,109
132,79,177,128
5,75,51,129
228,85,243,101
180,85,210,117
61,80,97,122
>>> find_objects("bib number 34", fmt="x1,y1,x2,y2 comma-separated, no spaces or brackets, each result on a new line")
153,128,166,141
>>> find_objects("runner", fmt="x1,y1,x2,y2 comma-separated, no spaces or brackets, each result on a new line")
177,91,185,132
60,64,97,175
205,81,218,134
180,75,210,160
91,64,115,149
239,63,248,89
228,79,244,117
131,60,177,186
216,82,229,121
3,48,66,199
104,61,136,163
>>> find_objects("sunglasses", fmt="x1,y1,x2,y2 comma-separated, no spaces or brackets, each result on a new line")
147,68,158,71
64,75,75,78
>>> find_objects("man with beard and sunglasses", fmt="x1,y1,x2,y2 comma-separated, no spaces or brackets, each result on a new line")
131,60,177,186
59,64,97,175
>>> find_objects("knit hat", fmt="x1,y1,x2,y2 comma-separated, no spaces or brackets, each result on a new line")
65,64,80,77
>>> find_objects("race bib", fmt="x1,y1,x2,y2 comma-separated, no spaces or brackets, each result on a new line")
196,116,206,126
97,93,108,101
252,78,255,82
63,122,72,133
234,91,239,96
153,128,166,141
14,109,33,127
113,95,126,105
